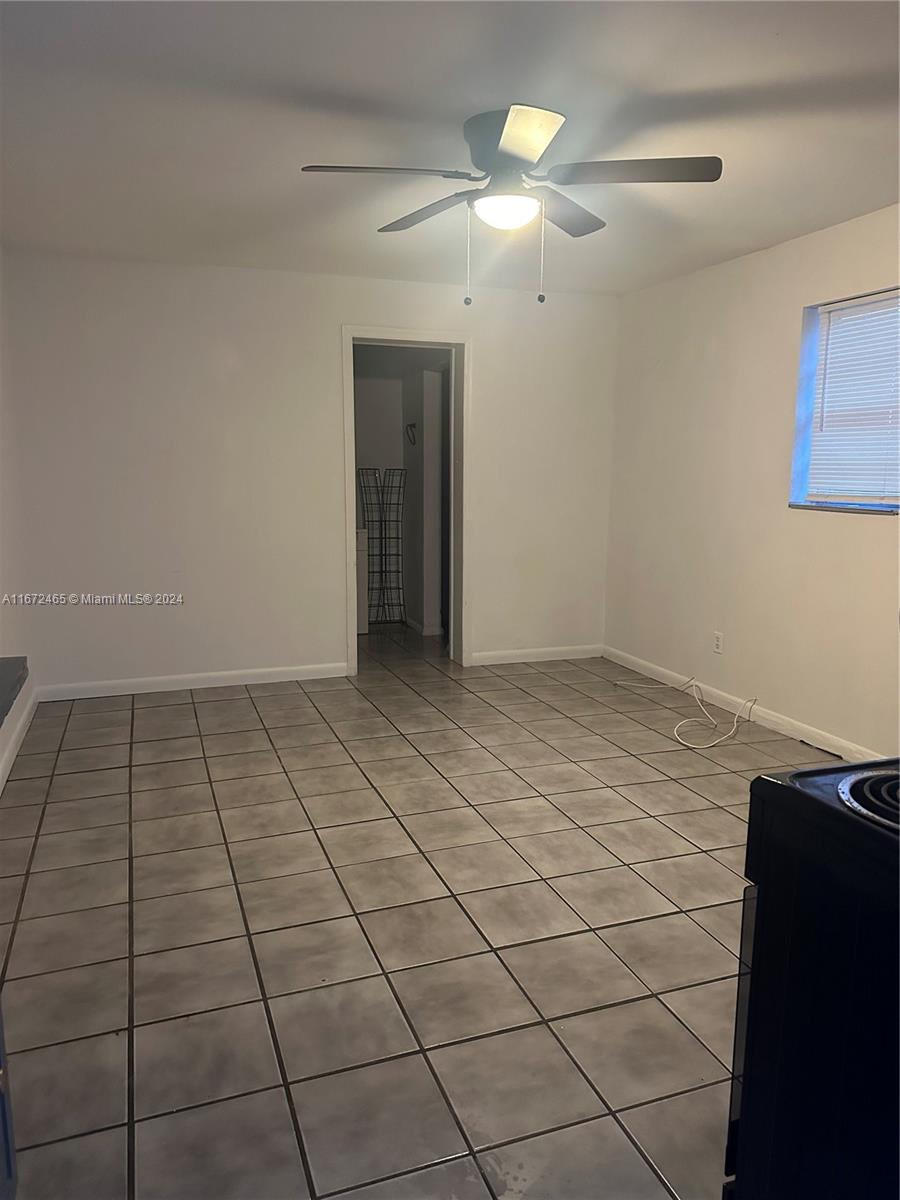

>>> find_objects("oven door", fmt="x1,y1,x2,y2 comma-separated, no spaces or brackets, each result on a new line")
723,882,755,1197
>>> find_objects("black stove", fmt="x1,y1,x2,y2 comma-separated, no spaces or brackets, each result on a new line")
724,758,899,1200
837,767,899,829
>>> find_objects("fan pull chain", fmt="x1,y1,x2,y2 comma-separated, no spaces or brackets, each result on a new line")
463,204,472,306
537,200,546,303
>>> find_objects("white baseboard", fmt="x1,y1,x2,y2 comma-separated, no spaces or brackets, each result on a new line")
601,645,882,763
0,678,37,789
37,662,349,702
471,643,606,666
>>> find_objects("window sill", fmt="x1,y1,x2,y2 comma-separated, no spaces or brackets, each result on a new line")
789,501,899,515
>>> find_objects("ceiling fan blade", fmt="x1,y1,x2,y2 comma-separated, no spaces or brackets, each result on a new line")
527,186,605,238
303,164,478,181
545,156,723,185
378,190,473,233
497,105,566,165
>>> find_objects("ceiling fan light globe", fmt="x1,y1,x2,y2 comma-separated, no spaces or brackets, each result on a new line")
472,194,540,230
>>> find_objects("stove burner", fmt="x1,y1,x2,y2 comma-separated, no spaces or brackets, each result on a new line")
838,770,900,831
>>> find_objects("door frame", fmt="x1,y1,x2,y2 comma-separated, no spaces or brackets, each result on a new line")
341,324,473,676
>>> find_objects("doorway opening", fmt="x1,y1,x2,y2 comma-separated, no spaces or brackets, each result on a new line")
342,330,468,675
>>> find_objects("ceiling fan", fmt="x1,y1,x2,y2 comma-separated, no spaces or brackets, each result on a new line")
303,104,723,237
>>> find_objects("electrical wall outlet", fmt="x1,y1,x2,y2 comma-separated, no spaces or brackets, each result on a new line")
713,631,725,654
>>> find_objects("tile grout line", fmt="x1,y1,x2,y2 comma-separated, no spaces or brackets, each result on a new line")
0,641,788,1193
6,789,747,852
347,662,755,863
3,921,740,1004
188,688,320,1200
8,679,752,949
347,646,686,1199
356,640,749,1173
338,659,744,922
257,684,503,1200
341,654,747,975
15,1063,732,1156
0,701,76,990
345,656,683,1193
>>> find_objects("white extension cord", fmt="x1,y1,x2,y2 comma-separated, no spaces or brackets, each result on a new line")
605,673,759,750
672,681,759,750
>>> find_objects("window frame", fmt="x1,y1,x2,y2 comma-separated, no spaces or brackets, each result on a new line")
789,286,899,515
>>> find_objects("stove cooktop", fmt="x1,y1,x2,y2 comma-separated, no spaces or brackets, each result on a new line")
838,768,899,830
751,758,900,869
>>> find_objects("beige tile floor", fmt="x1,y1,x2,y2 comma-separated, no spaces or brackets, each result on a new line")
0,628,840,1199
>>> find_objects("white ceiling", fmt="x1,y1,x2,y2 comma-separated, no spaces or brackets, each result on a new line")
1,2,897,293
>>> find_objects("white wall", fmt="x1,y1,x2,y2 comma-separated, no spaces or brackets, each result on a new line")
606,206,899,757
2,250,616,690
0,248,36,775
9,213,891,755
0,248,23,660
353,376,403,528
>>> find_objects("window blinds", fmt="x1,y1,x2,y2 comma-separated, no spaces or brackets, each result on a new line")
805,290,899,504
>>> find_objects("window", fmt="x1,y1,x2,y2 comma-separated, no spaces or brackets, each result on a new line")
790,288,899,513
